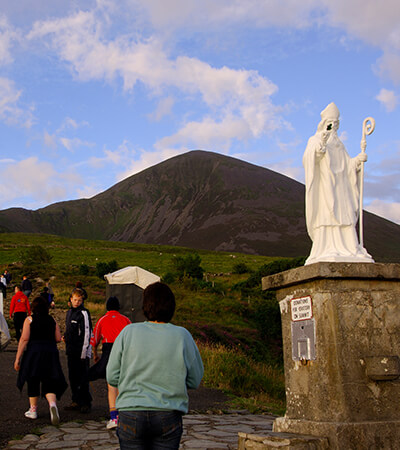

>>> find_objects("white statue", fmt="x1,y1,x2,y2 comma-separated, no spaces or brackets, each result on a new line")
303,102,374,265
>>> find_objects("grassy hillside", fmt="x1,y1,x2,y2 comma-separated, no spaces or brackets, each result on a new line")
0,232,287,414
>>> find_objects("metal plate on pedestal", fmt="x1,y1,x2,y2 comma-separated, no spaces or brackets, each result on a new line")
291,318,316,361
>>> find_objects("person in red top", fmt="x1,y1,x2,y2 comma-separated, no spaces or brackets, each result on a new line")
9,285,31,342
89,296,131,429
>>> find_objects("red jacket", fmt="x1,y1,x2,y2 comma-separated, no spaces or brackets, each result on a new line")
90,310,131,346
9,291,31,317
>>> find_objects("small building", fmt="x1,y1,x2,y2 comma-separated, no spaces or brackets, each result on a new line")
104,266,160,323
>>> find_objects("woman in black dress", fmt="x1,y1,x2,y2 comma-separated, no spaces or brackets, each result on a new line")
14,295,67,425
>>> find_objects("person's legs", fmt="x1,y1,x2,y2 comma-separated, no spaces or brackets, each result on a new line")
45,392,60,425
66,355,92,410
13,312,27,342
151,411,183,450
106,384,119,429
44,380,60,425
26,378,40,419
78,357,92,412
66,354,81,408
117,411,183,450
117,411,149,449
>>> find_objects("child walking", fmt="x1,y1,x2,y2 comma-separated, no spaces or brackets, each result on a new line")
10,285,31,341
63,287,93,413
89,296,131,429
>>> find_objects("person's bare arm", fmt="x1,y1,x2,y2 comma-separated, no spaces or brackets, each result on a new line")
14,318,31,371
55,321,62,343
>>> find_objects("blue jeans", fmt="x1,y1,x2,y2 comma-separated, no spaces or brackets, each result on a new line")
117,410,183,450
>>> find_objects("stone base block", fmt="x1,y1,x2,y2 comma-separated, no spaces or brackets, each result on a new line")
238,431,329,449
274,417,400,449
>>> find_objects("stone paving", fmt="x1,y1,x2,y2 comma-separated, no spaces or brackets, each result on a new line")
5,413,275,449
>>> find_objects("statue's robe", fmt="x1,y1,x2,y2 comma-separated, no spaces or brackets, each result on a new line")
303,132,372,264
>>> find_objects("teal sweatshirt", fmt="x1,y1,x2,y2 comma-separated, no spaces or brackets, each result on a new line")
106,322,204,413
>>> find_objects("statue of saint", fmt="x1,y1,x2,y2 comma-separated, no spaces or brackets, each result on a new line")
303,102,374,265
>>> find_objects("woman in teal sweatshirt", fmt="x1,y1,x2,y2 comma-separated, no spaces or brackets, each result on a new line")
107,282,204,449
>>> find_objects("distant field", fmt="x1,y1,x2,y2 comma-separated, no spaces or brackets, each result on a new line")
0,232,275,275
1,232,285,414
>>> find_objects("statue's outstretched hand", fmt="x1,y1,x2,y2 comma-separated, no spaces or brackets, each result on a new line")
316,132,329,157
321,131,329,146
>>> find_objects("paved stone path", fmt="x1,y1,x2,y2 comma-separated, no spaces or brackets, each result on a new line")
5,413,275,449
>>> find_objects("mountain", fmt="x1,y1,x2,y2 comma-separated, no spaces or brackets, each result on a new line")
0,150,399,261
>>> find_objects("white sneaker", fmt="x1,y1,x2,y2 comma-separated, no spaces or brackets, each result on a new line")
25,408,37,419
50,405,59,426
106,418,118,429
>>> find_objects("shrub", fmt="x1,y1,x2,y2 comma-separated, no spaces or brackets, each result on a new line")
162,272,176,284
234,256,306,292
198,342,285,411
96,260,119,279
79,264,90,275
20,245,52,266
232,262,251,274
172,253,204,280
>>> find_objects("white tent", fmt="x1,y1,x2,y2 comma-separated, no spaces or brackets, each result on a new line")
104,266,160,323
104,266,160,289
0,311,10,351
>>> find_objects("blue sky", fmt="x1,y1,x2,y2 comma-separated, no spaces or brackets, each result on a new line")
0,0,399,224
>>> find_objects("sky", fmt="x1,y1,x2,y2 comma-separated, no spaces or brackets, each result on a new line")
0,0,399,225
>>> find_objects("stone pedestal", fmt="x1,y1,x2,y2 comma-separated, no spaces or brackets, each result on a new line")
261,262,400,449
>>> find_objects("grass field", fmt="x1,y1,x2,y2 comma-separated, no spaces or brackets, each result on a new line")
1,232,286,414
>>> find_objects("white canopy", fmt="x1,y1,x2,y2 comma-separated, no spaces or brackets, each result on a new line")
104,266,160,290
0,311,10,350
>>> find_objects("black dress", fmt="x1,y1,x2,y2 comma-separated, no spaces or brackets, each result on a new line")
17,314,68,399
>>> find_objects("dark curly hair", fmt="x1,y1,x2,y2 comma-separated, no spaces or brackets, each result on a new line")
142,282,175,323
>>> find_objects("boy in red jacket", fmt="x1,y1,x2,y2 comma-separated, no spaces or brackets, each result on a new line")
89,296,131,429
9,285,31,341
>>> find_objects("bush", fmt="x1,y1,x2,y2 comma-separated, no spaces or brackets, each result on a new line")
162,272,176,284
232,262,251,274
199,342,285,407
96,260,119,279
20,245,52,266
79,264,90,275
234,256,306,292
172,253,204,280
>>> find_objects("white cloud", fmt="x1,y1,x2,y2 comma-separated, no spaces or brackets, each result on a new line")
0,157,68,208
60,137,94,152
26,9,283,152
322,1,400,47
57,116,89,132
148,96,175,121
0,77,35,127
0,15,18,65
375,88,398,112
76,184,100,199
44,131,57,149
86,140,133,168
156,116,250,151
365,199,400,225
131,0,322,30
376,52,400,84
116,147,181,181
131,1,400,84
268,162,304,182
